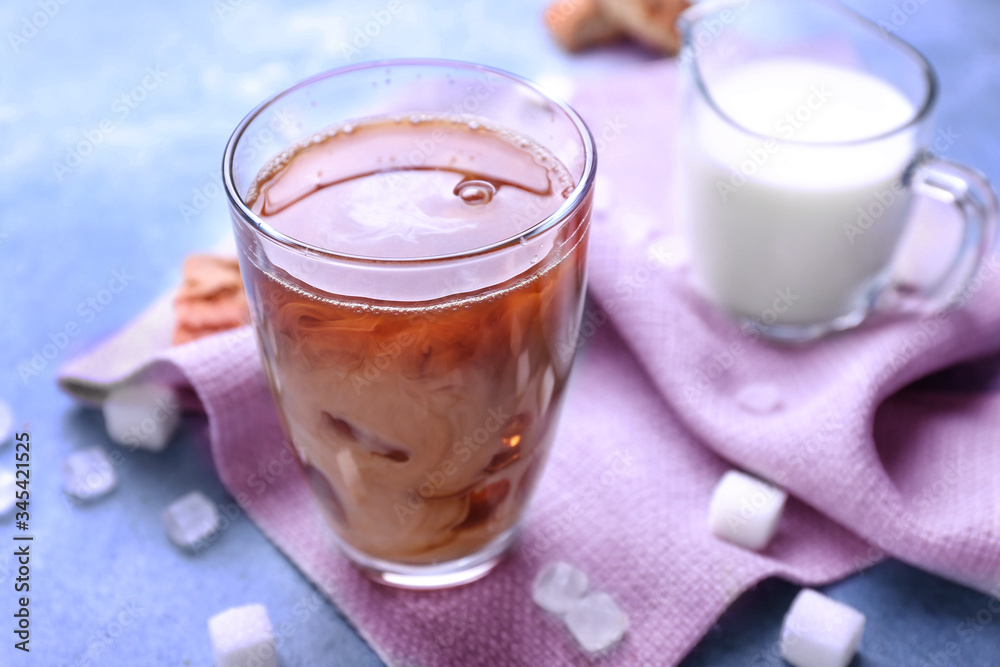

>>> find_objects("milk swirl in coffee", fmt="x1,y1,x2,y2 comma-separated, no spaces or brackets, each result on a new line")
240,114,589,563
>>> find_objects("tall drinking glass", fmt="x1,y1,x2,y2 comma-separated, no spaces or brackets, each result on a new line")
223,60,595,589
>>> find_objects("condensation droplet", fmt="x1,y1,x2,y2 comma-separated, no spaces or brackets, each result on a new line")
530,255,539,264
342,123,355,134
467,120,480,130
454,179,496,205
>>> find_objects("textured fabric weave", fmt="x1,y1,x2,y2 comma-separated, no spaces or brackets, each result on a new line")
59,62,1000,666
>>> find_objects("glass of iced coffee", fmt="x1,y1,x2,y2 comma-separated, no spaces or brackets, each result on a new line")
223,60,595,589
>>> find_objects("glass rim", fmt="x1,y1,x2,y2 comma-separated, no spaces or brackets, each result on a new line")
222,58,597,266
678,0,939,148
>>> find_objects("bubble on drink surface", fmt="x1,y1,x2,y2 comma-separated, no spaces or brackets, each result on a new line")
532,561,589,614
454,179,496,205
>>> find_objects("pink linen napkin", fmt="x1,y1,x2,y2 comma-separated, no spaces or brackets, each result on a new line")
59,61,1000,666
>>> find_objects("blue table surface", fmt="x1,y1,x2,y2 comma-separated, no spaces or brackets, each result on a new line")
2,0,999,664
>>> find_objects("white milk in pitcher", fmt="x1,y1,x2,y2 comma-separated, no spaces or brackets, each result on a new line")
681,58,920,328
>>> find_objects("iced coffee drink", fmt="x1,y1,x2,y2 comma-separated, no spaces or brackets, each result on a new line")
225,62,595,587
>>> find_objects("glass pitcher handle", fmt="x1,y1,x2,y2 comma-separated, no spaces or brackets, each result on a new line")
893,155,999,312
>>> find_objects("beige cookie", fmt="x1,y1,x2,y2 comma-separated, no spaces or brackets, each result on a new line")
176,254,244,299
544,0,625,52
594,0,689,54
173,254,250,345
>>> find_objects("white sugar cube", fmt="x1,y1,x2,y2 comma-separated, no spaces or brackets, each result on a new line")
0,470,16,516
208,604,277,667
163,491,220,550
103,382,180,451
781,589,866,667
62,447,117,501
532,561,589,614
0,399,13,445
565,592,629,653
708,470,787,551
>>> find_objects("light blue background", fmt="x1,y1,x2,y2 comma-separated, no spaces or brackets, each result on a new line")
1,0,999,664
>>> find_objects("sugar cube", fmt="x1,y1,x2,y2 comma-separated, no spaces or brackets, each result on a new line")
208,604,277,667
163,491,221,550
564,592,629,653
708,470,787,551
781,589,866,667
532,561,589,615
62,447,117,501
103,382,180,451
